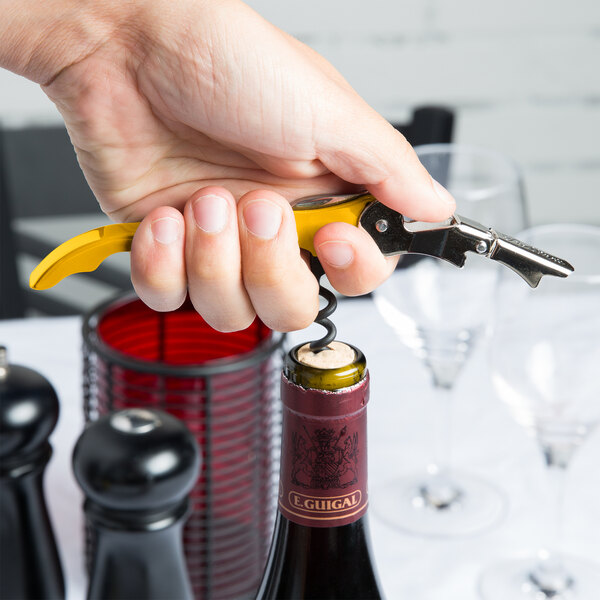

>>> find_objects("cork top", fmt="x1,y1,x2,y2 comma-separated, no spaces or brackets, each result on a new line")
296,341,356,369
284,342,366,391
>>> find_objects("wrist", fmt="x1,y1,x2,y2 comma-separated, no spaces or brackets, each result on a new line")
0,0,135,84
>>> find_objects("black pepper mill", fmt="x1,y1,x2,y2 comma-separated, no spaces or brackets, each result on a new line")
0,345,65,600
73,408,200,600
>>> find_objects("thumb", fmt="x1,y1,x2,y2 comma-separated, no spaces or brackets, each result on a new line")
314,98,455,222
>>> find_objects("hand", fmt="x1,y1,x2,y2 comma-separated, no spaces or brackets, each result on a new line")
41,0,455,332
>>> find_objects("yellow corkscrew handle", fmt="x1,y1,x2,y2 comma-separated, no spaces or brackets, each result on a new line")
29,223,140,290
29,194,373,290
293,193,371,255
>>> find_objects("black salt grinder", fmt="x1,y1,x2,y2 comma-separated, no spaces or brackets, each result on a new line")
0,345,65,600
73,408,200,600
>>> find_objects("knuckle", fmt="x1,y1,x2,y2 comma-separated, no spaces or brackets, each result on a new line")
204,310,256,333
189,289,255,332
331,276,371,297
243,263,289,289
188,258,236,283
214,316,256,333
136,268,182,293
137,289,185,313
262,304,318,333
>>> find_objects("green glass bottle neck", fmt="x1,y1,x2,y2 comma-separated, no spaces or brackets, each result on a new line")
283,343,366,391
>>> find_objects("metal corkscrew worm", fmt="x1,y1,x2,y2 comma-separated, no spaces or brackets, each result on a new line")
309,256,337,352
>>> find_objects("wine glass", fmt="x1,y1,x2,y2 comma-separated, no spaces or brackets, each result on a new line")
479,224,600,599
373,144,527,536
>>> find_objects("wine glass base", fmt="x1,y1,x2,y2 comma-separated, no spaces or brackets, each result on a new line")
479,555,600,600
372,469,507,538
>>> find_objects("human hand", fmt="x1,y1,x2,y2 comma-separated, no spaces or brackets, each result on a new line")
40,0,455,332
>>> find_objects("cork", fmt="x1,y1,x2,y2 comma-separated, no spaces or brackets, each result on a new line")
296,341,356,369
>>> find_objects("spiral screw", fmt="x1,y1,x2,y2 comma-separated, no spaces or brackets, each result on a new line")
308,257,338,352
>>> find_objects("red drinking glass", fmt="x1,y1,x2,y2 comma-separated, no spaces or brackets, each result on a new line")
82,294,284,600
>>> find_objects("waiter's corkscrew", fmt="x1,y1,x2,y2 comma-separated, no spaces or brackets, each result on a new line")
28,192,574,348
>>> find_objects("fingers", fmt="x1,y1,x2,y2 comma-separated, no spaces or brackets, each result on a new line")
184,187,255,332
315,98,456,222
131,187,319,333
238,189,319,332
185,186,318,333
314,222,398,297
130,206,187,312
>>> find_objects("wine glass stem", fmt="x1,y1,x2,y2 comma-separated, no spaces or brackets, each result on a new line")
528,452,574,594
417,382,464,511
545,462,567,557
431,383,453,474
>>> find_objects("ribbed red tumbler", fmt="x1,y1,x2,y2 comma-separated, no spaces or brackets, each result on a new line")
82,295,284,600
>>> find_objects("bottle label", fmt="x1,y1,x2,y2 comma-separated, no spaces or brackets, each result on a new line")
278,376,368,527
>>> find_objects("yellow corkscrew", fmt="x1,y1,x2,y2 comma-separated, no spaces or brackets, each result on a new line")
29,193,373,291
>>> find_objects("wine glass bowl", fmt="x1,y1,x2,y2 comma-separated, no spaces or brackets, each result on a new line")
480,224,600,600
375,258,497,388
490,226,600,458
373,144,527,537
417,144,527,233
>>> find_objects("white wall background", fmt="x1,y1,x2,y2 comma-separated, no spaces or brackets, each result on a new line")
2,0,599,225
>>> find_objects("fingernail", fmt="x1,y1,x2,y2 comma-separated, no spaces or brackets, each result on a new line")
318,241,354,268
432,179,456,207
243,200,282,239
193,194,228,233
151,217,181,245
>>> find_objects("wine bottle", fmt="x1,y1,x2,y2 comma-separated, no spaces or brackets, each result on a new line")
256,341,383,600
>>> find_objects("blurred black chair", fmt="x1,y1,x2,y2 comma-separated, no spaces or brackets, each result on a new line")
390,106,455,271
392,105,454,149
0,126,131,319
0,131,23,319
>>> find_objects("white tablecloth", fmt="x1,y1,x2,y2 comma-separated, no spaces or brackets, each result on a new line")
1,297,599,599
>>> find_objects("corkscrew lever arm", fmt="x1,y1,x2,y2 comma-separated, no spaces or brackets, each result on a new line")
359,203,574,288
28,191,573,291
